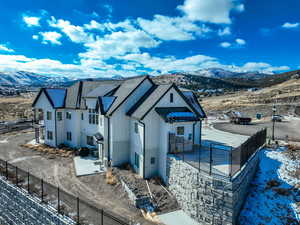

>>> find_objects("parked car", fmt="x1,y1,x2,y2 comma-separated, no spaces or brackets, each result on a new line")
272,115,283,122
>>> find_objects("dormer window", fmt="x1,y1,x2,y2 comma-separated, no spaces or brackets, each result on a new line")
170,93,174,103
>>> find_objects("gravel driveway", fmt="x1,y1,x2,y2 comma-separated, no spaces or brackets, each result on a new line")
213,118,300,142
0,130,153,225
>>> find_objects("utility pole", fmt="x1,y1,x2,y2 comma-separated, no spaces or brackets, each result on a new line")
272,105,277,141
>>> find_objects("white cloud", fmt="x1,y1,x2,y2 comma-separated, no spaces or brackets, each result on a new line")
80,29,160,60
137,15,211,41
218,27,231,36
220,42,231,48
49,17,92,43
238,62,290,73
0,44,14,52
236,38,246,45
39,31,62,45
32,35,39,40
282,22,299,29
84,19,135,32
23,16,40,27
177,0,244,24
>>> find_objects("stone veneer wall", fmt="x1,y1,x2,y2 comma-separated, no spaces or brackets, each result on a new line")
166,150,260,225
0,177,75,225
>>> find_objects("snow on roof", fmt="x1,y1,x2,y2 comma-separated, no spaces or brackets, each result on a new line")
45,88,66,108
182,91,206,117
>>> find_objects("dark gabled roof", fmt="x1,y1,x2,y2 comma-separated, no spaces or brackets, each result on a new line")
107,75,153,116
64,80,122,109
128,83,206,120
126,84,158,116
32,88,67,108
155,107,199,122
129,84,173,119
182,91,206,118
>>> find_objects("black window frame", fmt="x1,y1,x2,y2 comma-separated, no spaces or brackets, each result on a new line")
177,126,184,136
134,152,140,168
57,112,62,121
67,132,72,141
46,111,52,120
170,93,174,103
66,112,72,120
47,131,53,140
87,136,95,146
134,122,138,134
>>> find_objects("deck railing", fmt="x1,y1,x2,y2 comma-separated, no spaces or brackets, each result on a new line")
168,128,267,180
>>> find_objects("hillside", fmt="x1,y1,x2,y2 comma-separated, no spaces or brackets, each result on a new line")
202,76,300,117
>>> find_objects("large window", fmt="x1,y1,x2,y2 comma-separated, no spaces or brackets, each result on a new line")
46,111,52,120
177,126,184,135
66,112,72,120
88,109,99,125
87,136,95,146
67,132,72,141
134,152,140,168
47,131,53,140
57,112,62,121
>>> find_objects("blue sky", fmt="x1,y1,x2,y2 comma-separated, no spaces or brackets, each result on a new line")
0,0,299,78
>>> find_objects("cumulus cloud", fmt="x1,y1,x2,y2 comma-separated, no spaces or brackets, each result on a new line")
236,38,246,45
49,17,92,43
39,31,62,45
220,38,246,48
282,22,299,29
238,62,290,73
137,15,211,41
177,0,244,24
32,35,39,40
23,16,40,27
79,29,160,60
0,44,14,52
218,27,231,36
220,42,231,48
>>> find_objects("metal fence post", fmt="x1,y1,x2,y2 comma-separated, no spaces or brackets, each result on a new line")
15,166,18,186
27,170,30,193
41,179,44,202
209,144,212,175
229,147,232,179
198,144,201,172
101,209,104,225
5,161,8,180
77,197,80,225
57,186,60,214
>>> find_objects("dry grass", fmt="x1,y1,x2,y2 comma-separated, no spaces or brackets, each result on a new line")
20,143,74,158
0,95,34,121
106,168,117,185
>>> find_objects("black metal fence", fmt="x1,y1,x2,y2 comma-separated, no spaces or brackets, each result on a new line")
0,120,33,134
168,128,267,180
0,159,129,225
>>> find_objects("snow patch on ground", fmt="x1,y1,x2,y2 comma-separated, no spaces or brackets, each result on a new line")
239,148,300,225
0,139,8,144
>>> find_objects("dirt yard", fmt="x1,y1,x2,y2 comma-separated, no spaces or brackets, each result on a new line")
0,130,155,225
0,95,34,121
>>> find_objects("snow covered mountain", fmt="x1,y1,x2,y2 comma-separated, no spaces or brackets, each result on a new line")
188,68,271,79
0,71,72,87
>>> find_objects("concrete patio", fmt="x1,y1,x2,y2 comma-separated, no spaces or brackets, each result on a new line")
73,156,105,176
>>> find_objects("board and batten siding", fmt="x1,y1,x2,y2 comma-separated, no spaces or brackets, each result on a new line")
142,87,202,182
110,78,153,166
33,92,56,147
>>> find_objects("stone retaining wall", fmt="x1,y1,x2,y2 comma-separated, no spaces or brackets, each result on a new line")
0,177,75,225
166,150,260,225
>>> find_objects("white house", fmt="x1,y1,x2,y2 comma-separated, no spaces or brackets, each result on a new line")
32,76,206,182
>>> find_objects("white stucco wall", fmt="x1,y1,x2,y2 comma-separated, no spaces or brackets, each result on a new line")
63,109,81,148
130,119,144,177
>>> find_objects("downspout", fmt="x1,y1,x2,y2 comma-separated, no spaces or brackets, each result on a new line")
139,121,146,179
199,119,202,146
54,109,57,147
192,122,197,144
105,116,111,164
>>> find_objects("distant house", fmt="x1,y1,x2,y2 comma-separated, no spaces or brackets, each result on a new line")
32,76,206,181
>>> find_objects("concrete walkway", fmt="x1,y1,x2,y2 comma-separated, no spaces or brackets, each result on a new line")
73,156,105,176
158,210,199,225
